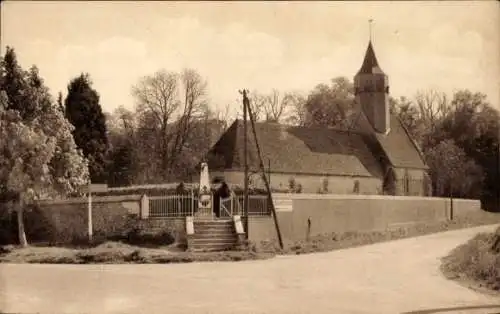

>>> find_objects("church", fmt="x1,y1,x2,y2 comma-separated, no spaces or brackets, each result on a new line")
202,39,431,196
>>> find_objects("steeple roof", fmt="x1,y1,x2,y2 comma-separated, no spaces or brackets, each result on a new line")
357,41,385,75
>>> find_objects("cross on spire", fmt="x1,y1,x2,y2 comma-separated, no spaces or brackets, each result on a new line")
369,18,374,42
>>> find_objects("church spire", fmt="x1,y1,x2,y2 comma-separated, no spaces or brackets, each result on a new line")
353,20,390,134
357,19,385,75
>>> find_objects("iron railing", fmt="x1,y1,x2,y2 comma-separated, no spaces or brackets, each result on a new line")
148,193,270,218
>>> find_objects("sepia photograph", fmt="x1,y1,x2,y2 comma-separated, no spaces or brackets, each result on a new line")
0,1,499,313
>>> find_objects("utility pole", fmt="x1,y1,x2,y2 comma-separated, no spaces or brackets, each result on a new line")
497,116,500,212
245,92,284,249
268,158,271,187
240,89,250,235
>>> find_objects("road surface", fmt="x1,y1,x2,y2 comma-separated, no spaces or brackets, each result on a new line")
1,225,499,314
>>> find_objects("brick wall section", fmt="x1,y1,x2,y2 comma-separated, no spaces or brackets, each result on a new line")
90,197,139,241
246,194,482,243
35,195,140,244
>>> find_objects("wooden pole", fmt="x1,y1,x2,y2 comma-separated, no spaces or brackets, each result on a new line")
244,91,284,249
240,90,250,237
497,116,500,212
243,91,249,218
268,158,271,187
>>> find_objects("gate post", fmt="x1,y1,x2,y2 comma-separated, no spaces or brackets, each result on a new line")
140,194,149,219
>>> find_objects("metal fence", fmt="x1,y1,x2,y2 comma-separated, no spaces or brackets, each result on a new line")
149,194,196,218
148,193,270,218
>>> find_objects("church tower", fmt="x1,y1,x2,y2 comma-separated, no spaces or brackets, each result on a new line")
354,37,390,134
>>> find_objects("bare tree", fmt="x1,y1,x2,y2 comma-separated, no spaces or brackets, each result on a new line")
248,89,306,125
284,91,307,126
131,68,208,181
414,89,450,129
263,89,292,122
169,69,207,170
212,103,232,131
132,70,180,180
249,90,267,122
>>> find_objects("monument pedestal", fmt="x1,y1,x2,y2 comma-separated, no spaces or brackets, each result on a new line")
195,206,214,220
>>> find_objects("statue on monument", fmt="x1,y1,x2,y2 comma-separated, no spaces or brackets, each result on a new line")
198,162,212,217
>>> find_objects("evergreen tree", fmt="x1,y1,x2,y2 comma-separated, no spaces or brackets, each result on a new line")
64,73,109,183
0,47,90,246
108,144,136,187
0,47,38,121
57,91,64,113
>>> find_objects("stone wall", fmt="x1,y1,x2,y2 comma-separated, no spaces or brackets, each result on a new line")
6,193,483,247
246,193,483,243
30,195,145,244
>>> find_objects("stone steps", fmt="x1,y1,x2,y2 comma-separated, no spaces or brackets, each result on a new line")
192,232,236,239
188,219,239,252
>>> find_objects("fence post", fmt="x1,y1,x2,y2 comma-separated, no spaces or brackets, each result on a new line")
231,195,234,216
140,194,149,219
88,191,93,243
191,189,194,216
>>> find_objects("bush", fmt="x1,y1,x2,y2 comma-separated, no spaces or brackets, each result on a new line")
0,205,16,245
0,202,60,245
124,228,175,247
441,227,500,292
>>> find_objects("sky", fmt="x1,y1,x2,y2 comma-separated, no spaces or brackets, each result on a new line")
1,1,499,119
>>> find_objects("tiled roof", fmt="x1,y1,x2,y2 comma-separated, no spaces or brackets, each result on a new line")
357,41,385,75
207,120,384,178
374,115,428,169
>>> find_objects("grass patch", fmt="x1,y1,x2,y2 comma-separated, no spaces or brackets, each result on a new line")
0,241,273,264
440,226,500,294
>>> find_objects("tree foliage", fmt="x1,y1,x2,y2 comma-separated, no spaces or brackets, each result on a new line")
0,47,89,245
439,90,499,201
392,88,499,203
425,139,483,198
64,73,108,183
303,76,355,128
105,106,137,187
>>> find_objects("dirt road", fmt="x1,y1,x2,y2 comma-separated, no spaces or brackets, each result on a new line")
1,225,499,314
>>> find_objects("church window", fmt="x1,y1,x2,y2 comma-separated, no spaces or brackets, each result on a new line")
404,171,411,195
353,180,360,194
